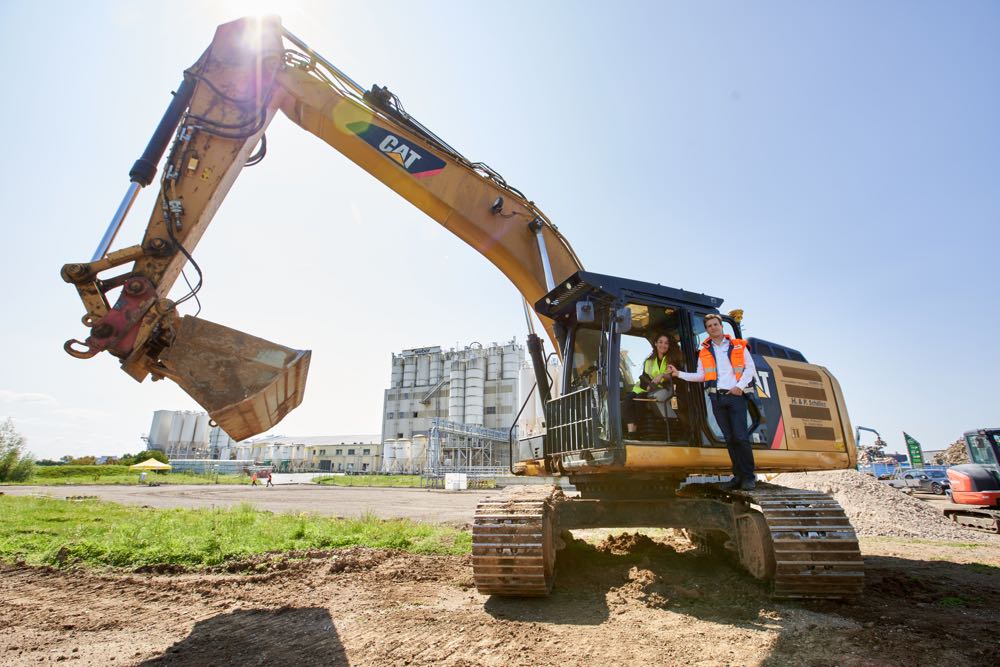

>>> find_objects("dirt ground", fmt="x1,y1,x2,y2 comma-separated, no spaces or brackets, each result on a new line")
2,527,998,666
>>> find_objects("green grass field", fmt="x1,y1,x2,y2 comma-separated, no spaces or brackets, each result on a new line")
4,465,249,486
314,474,426,487
0,496,471,568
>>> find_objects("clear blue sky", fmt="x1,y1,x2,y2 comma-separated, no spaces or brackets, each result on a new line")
1,1,997,458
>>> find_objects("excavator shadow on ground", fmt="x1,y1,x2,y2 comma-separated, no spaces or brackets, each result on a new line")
140,607,348,666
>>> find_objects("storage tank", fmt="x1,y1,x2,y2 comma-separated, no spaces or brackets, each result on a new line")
193,413,210,448
402,354,416,388
429,354,442,385
397,439,412,473
166,412,185,455
464,356,485,426
382,439,397,472
487,347,500,381
517,361,541,437
148,410,173,450
391,356,404,388
448,362,465,423
410,435,428,473
502,344,521,380
416,354,430,386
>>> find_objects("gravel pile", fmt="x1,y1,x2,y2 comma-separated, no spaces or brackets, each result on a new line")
931,439,970,465
769,469,994,543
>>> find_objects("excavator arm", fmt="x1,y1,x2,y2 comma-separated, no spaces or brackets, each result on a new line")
60,16,582,441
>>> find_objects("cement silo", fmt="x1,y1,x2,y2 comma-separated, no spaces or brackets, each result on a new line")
194,414,210,448
148,410,173,451
502,343,520,380
411,435,428,473
487,347,500,381
382,439,397,472
402,353,416,388
398,439,412,473
166,413,185,456
464,356,485,426
429,354,443,385
416,354,430,386
391,356,404,388
448,361,465,423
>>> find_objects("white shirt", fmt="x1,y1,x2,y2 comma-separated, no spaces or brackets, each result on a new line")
678,337,756,391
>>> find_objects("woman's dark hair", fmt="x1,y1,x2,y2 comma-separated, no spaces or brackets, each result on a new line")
646,333,672,361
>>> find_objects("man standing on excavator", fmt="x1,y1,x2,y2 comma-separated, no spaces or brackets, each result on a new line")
669,313,757,491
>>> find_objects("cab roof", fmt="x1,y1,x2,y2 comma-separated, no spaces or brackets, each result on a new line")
534,271,723,319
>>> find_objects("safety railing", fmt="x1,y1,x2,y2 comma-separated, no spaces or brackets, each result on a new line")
543,386,600,455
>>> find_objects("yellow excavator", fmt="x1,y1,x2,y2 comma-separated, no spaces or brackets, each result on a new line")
61,17,863,599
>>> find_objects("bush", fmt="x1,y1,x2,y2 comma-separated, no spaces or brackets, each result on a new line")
33,465,131,479
0,419,35,482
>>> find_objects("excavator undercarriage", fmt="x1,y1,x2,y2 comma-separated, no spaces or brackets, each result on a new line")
472,481,864,599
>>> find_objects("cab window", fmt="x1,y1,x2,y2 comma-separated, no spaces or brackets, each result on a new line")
967,435,999,465
568,327,604,390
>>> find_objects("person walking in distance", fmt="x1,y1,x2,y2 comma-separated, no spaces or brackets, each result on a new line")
668,313,757,490
265,470,274,488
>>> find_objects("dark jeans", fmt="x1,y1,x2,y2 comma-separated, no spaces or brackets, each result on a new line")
710,393,755,480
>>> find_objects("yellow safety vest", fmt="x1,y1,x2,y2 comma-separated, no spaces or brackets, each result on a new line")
632,355,670,394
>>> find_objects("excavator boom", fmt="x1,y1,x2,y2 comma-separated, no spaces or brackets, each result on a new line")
61,16,582,440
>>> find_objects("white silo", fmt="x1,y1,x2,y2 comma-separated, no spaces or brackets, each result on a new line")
502,344,521,380
398,439,412,473
402,353,416,388
166,413,185,456
448,361,465,423
464,355,485,426
382,439,397,472
518,361,542,437
416,354,430,386
429,353,442,385
411,435,428,473
194,414,210,450
180,411,198,442
149,410,174,450
487,346,500,381
391,356,404,388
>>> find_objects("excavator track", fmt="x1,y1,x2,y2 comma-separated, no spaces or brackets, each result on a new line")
472,489,558,596
943,507,1000,533
730,486,865,599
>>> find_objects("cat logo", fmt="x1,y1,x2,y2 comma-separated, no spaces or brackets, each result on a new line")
754,370,772,398
347,121,446,179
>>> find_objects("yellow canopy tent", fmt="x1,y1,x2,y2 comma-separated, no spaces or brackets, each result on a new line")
130,458,172,471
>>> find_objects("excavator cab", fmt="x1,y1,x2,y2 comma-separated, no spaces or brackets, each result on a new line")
533,270,750,471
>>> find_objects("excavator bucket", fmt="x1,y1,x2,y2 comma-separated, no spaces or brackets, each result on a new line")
157,316,311,442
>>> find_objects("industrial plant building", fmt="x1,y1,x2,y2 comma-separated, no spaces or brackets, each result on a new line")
232,435,381,472
380,340,525,473
146,410,236,460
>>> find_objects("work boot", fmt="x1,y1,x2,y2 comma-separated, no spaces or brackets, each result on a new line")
718,478,741,491
739,478,757,491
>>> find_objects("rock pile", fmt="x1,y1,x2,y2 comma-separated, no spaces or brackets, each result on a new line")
769,469,994,543
931,439,970,466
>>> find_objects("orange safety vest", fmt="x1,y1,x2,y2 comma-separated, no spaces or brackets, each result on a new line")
699,335,749,386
